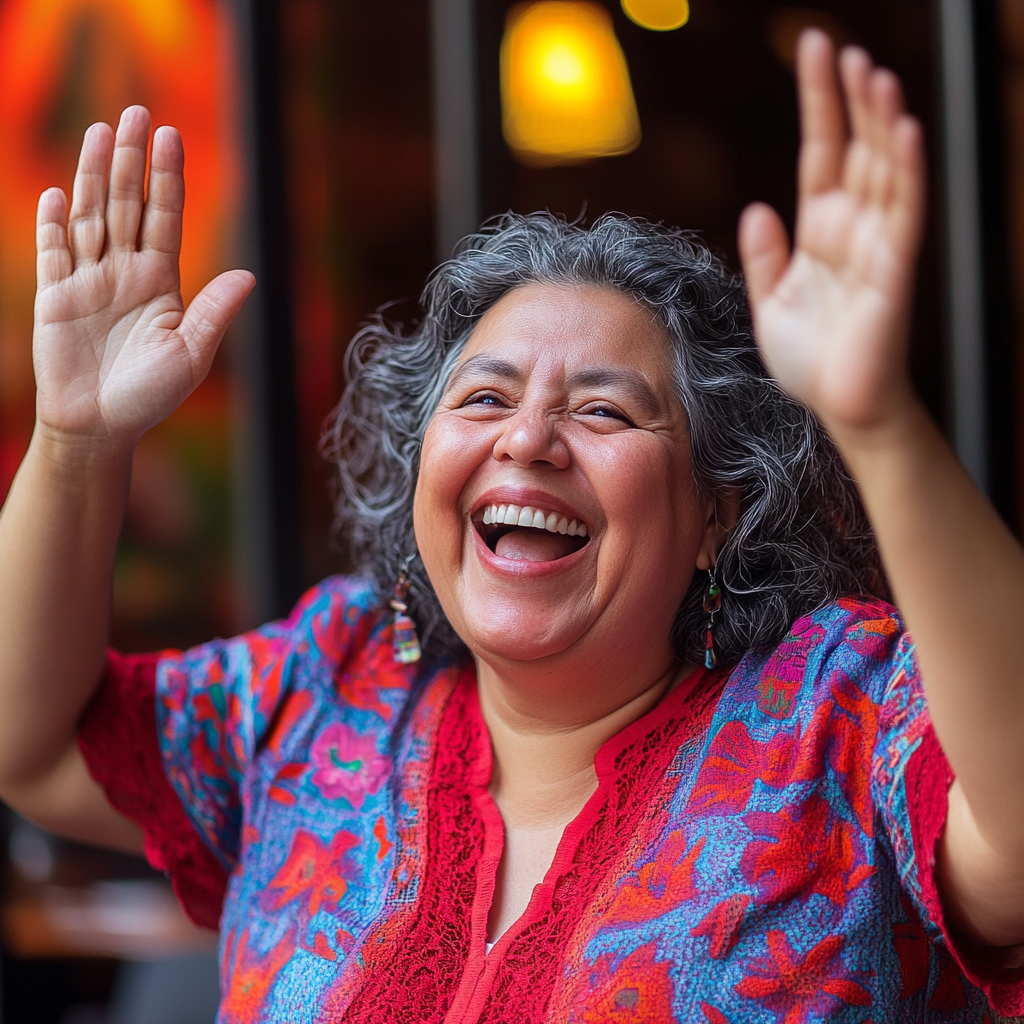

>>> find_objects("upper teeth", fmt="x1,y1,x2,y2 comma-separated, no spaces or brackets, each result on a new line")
480,504,587,537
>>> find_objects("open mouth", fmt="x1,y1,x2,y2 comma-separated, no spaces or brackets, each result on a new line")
475,502,591,562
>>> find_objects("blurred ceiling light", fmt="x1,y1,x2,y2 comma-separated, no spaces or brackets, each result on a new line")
501,2,641,166
621,0,690,31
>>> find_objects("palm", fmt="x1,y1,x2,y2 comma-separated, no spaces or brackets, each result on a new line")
739,35,924,434
33,107,253,444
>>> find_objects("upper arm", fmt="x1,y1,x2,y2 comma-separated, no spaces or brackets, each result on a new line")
4,738,144,855
938,779,1024,958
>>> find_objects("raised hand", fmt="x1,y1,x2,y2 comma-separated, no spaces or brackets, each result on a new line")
738,31,926,437
33,106,254,447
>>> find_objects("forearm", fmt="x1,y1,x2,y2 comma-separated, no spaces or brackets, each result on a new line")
833,401,1024,865
0,424,132,793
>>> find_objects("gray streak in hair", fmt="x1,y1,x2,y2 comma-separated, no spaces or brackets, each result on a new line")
321,212,887,667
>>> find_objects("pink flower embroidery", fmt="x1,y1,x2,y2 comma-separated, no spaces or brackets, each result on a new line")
310,722,392,808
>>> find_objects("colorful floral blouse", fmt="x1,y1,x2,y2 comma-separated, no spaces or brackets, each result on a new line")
78,576,1024,1023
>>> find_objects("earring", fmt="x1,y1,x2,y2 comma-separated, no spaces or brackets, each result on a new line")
390,560,422,664
703,567,721,669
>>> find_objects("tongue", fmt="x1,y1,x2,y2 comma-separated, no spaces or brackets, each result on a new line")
494,528,577,562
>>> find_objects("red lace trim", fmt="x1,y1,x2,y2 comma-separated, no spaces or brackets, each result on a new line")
77,650,228,930
905,724,1024,1017
340,662,728,1024
479,667,727,1024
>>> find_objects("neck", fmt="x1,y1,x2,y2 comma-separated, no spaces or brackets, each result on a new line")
476,657,689,829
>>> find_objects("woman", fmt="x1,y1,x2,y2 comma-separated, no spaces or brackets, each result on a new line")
0,30,1021,1023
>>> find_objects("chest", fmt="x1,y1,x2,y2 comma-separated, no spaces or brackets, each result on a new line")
487,821,570,941
213,668,941,1024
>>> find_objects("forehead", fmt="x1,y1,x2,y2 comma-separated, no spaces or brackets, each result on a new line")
459,282,675,380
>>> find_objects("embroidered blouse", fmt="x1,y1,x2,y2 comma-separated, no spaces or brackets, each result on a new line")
78,576,1024,1023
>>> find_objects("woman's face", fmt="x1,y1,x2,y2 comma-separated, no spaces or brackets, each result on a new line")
414,282,720,673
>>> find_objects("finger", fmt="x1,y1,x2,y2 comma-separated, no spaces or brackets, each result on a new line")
888,115,927,261
107,106,152,250
68,122,114,264
839,48,875,201
140,126,184,259
738,203,791,312
866,69,905,207
796,29,847,196
176,270,256,381
839,47,874,146
870,67,906,130
36,188,73,287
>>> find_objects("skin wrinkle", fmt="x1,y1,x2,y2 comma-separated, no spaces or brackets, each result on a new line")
445,358,668,423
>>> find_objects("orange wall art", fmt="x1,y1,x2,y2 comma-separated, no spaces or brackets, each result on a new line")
0,0,246,648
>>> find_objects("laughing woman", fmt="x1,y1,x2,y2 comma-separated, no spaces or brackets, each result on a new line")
0,30,1022,1024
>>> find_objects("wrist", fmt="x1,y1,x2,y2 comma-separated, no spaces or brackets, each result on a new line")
823,397,952,507
820,390,932,462
29,422,136,478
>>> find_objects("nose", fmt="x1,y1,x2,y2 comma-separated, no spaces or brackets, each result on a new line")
492,404,570,469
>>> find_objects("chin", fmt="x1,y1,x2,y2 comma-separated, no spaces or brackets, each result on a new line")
457,601,590,665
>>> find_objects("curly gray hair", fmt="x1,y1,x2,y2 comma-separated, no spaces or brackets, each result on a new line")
321,211,887,667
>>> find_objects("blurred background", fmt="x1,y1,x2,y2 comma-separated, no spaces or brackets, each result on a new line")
0,0,1022,1020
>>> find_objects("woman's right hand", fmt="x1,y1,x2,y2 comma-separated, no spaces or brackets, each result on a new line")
33,105,254,448
0,108,253,853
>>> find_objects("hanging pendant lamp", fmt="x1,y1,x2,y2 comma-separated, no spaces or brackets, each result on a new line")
500,1,641,166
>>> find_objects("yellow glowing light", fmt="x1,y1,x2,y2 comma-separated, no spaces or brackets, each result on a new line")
501,2,641,166
543,43,586,87
621,0,690,31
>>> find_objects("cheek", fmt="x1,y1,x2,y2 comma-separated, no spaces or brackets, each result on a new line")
589,442,705,600
413,417,485,571
593,439,700,543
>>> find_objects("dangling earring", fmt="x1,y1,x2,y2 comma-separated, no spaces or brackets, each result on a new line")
703,567,721,669
390,559,422,664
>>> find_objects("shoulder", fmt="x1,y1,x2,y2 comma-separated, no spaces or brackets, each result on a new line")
156,575,414,739
268,574,382,647
274,574,385,666
160,575,382,676
725,595,912,719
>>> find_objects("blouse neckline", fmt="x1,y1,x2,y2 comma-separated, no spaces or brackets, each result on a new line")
446,660,728,1021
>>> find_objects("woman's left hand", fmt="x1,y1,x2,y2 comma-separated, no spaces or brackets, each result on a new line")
749,32,1024,958
738,30,926,439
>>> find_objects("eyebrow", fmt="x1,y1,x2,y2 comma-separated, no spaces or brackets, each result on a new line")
443,355,523,393
444,357,669,417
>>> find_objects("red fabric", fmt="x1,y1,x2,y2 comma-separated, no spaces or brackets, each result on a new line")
77,650,228,930
340,662,728,1023
905,724,1024,1018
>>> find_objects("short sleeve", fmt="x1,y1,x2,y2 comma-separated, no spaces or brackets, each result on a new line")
79,650,229,928
871,633,1024,1018
155,577,381,870
78,576,382,929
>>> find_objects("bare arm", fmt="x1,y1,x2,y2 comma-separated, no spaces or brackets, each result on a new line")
0,107,253,849
739,31,1024,952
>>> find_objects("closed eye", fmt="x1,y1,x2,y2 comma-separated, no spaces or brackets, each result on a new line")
461,391,509,408
579,403,635,427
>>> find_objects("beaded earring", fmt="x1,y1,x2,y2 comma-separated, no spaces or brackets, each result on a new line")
703,567,721,669
390,560,422,664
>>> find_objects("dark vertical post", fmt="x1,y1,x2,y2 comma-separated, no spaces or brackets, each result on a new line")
937,0,1018,523
474,0,512,220
939,0,989,492
227,0,303,624
431,0,482,259
973,0,1018,526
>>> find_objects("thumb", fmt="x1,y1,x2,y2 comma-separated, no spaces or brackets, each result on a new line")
177,269,256,379
738,203,791,313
